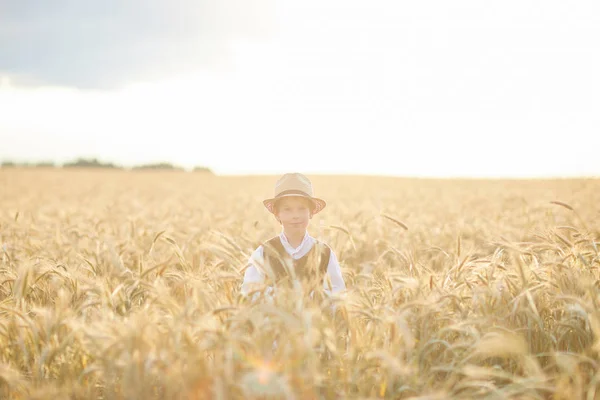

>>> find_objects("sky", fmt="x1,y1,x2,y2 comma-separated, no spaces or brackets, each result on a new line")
0,0,598,177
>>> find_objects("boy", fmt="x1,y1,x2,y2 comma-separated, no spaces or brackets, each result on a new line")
240,173,346,300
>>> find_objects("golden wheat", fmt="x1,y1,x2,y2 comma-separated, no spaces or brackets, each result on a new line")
0,169,599,399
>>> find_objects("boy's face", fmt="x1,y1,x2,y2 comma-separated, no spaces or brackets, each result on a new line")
274,196,313,233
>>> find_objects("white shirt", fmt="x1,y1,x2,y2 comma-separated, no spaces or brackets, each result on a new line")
240,231,346,298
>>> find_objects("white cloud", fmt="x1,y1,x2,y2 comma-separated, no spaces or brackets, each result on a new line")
1,0,598,176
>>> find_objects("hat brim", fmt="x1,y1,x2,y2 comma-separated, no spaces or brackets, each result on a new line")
263,194,326,215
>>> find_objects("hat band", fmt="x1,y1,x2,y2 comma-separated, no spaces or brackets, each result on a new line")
275,189,311,198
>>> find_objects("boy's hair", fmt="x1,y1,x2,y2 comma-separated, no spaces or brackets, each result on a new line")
273,197,317,214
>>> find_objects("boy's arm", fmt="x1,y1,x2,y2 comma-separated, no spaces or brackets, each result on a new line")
241,246,265,295
241,246,272,300
324,249,346,295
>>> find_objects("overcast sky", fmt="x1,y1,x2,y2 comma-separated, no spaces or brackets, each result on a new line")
1,0,598,177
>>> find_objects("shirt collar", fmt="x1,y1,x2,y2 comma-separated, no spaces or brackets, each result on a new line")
279,230,311,252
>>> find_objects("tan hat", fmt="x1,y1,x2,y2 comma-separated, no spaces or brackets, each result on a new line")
263,173,326,215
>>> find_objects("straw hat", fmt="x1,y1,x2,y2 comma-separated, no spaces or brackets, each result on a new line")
263,173,326,215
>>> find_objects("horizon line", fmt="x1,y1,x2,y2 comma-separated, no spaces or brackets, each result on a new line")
1,166,598,181
1,157,599,180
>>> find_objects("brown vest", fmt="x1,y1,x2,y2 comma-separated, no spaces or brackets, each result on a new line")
262,236,331,288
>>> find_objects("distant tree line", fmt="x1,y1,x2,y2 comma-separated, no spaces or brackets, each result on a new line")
131,162,184,171
0,158,212,173
63,158,120,169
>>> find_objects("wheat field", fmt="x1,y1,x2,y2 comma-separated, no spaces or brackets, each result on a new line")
1,169,599,399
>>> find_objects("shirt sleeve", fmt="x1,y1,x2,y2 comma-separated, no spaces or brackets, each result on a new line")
240,246,266,297
324,248,346,295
